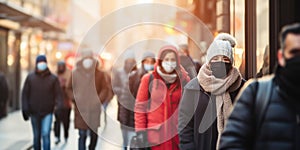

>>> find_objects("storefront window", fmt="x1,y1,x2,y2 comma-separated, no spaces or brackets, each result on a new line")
256,0,269,77
230,0,246,77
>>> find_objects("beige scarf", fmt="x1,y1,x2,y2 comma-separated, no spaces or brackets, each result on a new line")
197,63,242,149
157,66,177,84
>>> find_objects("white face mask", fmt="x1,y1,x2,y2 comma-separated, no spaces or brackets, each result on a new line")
162,61,177,73
82,58,93,69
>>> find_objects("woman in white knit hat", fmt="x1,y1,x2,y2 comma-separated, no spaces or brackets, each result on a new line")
178,33,245,150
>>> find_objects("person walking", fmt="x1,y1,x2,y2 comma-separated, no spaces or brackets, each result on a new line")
53,61,72,144
0,71,9,119
219,23,300,150
178,33,245,150
22,55,63,150
118,51,156,150
112,54,137,150
135,45,190,150
67,51,109,150
178,44,198,79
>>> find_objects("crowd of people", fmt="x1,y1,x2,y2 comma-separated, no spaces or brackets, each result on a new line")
0,22,298,150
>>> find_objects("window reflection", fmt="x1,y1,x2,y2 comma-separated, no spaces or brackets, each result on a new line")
256,0,269,77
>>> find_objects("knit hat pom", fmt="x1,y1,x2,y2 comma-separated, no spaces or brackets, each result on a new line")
215,33,237,48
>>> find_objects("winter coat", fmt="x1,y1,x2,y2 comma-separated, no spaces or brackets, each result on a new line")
219,77,300,150
178,78,244,150
56,69,72,110
22,69,63,117
113,68,132,128
115,68,147,128
135,46,190,150
68,58,109,131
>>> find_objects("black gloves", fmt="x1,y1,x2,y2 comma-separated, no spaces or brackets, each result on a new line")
22,110,30,121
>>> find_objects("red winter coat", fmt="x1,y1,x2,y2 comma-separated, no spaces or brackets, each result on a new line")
135,46,190,150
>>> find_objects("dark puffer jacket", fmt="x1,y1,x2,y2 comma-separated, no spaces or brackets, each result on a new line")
22,70,63,117
220,77,300,150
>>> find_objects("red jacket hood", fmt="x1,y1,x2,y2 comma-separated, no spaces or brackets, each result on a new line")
154,45,189,81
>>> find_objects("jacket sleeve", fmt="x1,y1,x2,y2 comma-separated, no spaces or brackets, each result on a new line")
135,74,151,132
178,88,196,150
21,75,30,112
219,80,257,150
54,76,64,110
112,70,123,97
98,71,111,103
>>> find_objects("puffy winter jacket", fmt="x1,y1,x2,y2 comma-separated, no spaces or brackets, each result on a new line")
220,77,300,150
22,70,63,117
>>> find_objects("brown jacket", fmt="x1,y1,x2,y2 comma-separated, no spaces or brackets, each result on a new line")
67,58,109,131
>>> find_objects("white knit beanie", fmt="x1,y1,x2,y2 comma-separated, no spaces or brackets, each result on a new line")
206,33,237,63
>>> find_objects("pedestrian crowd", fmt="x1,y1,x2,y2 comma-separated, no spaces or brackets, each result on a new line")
0,23,299,150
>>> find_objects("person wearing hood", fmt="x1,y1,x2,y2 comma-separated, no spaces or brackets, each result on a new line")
53,61,72,144
112,53,137,150
178,33,245,150
22,55,63,150
67,51,110,150
135,45,190,150
219,23,300,150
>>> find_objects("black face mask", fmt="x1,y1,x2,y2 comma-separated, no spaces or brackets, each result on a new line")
278,56,300,98
210,62,232,79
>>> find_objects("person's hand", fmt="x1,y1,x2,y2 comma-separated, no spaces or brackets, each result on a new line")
136,131,147,147
22,110,30,121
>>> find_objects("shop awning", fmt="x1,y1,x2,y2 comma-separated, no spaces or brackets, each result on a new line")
0,2,65,32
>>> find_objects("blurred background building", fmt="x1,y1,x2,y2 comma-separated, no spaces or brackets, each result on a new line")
0,0,299,112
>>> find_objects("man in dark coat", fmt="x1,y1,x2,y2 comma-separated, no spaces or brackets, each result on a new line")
22,55,63,150
220,23,300,149
0,71,9,119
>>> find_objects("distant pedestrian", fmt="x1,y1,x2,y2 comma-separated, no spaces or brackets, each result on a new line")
178,33,245,150
53,61,72,144
220,23,300,150
112,54,137,150
135,46,190,150
67,51,110,150
118,51,156,150
178,44,197,79
22,55,63,150
0,71,9,119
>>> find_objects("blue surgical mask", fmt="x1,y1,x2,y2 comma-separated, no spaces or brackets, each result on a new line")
144,64,154,72
37,62,47,71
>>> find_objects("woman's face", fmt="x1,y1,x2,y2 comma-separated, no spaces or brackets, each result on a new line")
209,55,232,78
161,52,177,73
143,57,156,65
163,52,176,63
210,55,231,63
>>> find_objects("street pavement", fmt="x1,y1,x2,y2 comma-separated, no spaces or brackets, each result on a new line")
0,96,125,150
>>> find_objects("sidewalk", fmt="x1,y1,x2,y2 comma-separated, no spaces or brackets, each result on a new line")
0,96,124,150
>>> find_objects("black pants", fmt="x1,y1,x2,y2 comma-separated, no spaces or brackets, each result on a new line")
54,108,71,139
